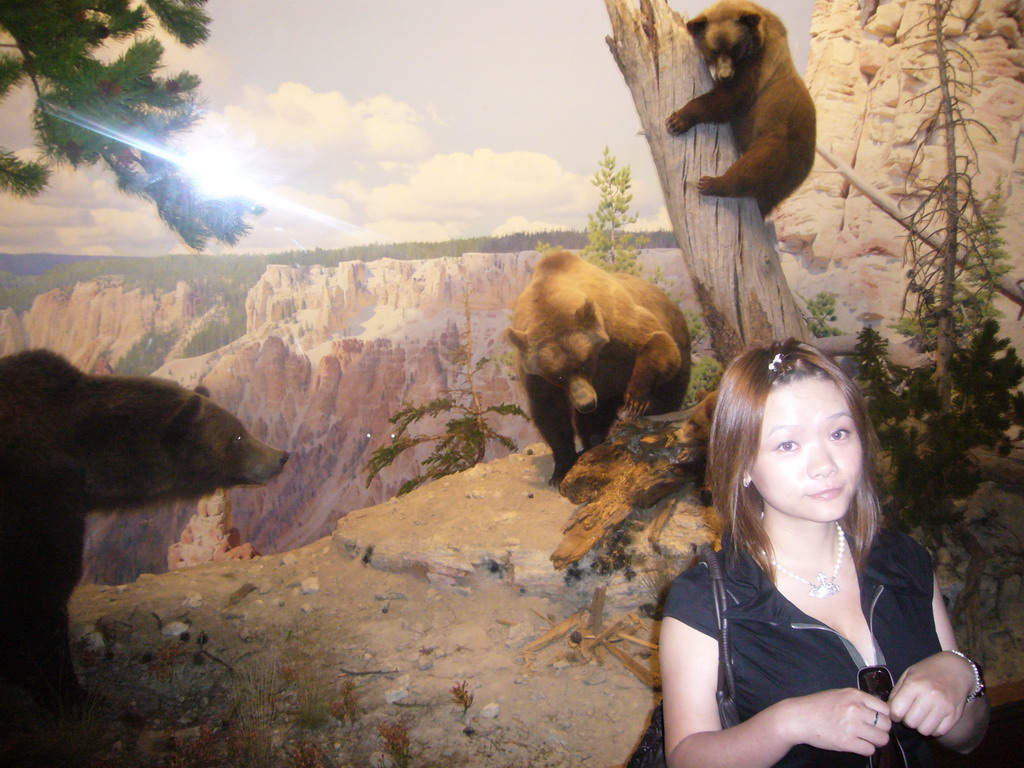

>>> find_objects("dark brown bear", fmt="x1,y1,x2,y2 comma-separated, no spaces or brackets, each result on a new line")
507,251,691,486
0,349,288,708
666,0,816,217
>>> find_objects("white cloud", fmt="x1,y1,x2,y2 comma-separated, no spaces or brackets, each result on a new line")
365,148,594,224
0,167,181,255
210,83,431,162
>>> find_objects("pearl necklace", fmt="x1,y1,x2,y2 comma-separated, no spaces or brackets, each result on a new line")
772,522,845,599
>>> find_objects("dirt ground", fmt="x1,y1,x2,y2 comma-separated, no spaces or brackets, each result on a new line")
0,447,667,768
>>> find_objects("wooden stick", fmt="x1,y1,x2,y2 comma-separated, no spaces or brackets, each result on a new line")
523,609,587,654
589,586,607,635
601,639,658,689
583,618,628,653
618,632,658,651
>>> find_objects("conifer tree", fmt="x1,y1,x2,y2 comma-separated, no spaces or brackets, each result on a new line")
582,146,648,275
0,0,260,250
365,297,528,496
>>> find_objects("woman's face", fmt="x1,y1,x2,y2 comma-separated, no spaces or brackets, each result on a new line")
747,377,863,526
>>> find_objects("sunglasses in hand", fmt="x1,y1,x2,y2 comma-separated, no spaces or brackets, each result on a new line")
857,665,909,768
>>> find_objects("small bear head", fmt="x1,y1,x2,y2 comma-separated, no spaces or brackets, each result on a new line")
507,297,609,414
686,0,766,82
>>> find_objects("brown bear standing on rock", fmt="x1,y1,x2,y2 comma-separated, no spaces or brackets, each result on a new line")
666,0,816,217
507,251,691,486
0,349,288,709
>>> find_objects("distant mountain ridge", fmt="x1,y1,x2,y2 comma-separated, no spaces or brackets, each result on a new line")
0,252,111,276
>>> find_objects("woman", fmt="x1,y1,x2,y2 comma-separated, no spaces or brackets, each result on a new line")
660,340,989,767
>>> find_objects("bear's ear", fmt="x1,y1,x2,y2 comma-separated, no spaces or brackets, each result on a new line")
739,12,760,30
506,328,529,352
194,385,211,398
686,15,708,37
167,394,203,439
575,298,602,331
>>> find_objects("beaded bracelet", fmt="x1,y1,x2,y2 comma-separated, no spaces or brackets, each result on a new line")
946,649,986,703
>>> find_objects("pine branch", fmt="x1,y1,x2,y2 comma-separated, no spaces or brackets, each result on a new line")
0,148,48,196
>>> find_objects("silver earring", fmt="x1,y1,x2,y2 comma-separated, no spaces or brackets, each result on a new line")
742,476,751,488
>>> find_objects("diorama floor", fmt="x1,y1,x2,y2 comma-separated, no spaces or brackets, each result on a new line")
1,534,656,768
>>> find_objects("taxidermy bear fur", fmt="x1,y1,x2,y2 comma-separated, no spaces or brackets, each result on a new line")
0,349,289,708
507,251,691,486
666,0,816,217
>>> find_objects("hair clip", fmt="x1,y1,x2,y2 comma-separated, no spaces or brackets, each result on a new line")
768,353,784,374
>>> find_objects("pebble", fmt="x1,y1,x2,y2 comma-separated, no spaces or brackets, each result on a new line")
480,702,500,719
81,629,106,652
160,620,190,637
300,576,320,594
183,592,203,609
384,687,409,704
281,553,298,566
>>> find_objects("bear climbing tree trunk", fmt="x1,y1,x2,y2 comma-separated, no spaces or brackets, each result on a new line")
604,0,808,361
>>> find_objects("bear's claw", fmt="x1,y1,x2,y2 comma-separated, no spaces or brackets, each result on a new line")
666,110,694,135
624,395,650,419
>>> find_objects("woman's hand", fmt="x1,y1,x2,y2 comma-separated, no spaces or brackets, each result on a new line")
889,650,974,737
776,687,893,757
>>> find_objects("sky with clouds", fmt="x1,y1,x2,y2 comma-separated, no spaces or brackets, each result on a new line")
0,0,814,257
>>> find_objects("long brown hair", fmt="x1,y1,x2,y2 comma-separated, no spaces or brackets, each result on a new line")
708,339,882,576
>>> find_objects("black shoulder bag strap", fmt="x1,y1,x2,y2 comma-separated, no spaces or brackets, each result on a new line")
700,544,740,729
625,545,739,768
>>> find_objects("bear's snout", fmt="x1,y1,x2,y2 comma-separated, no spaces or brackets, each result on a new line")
241,439,289,484
568,377,598,414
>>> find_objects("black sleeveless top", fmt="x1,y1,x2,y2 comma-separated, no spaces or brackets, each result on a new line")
663,529,941,767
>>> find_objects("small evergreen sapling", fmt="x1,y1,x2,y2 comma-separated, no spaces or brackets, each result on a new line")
365,297,528,496
582,146,648,275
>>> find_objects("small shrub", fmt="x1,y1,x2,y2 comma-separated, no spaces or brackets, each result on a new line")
163,725,224,768
330,679,360,724
449,680,474,719
378,719,412,768
147,641,190,681
288,741,333,768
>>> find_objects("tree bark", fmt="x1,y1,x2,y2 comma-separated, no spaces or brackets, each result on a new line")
604,0,808,361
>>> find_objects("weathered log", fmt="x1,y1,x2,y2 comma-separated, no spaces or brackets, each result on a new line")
551,392,713,570
604,0,808,360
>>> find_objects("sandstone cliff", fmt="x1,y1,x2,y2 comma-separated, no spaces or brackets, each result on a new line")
775,0,1024,351
1,279,201,371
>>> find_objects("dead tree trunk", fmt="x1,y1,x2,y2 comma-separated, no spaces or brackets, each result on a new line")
604,0,807,360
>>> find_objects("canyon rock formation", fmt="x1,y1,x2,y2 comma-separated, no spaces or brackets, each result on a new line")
2,250,697,583
775,0,1024,352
